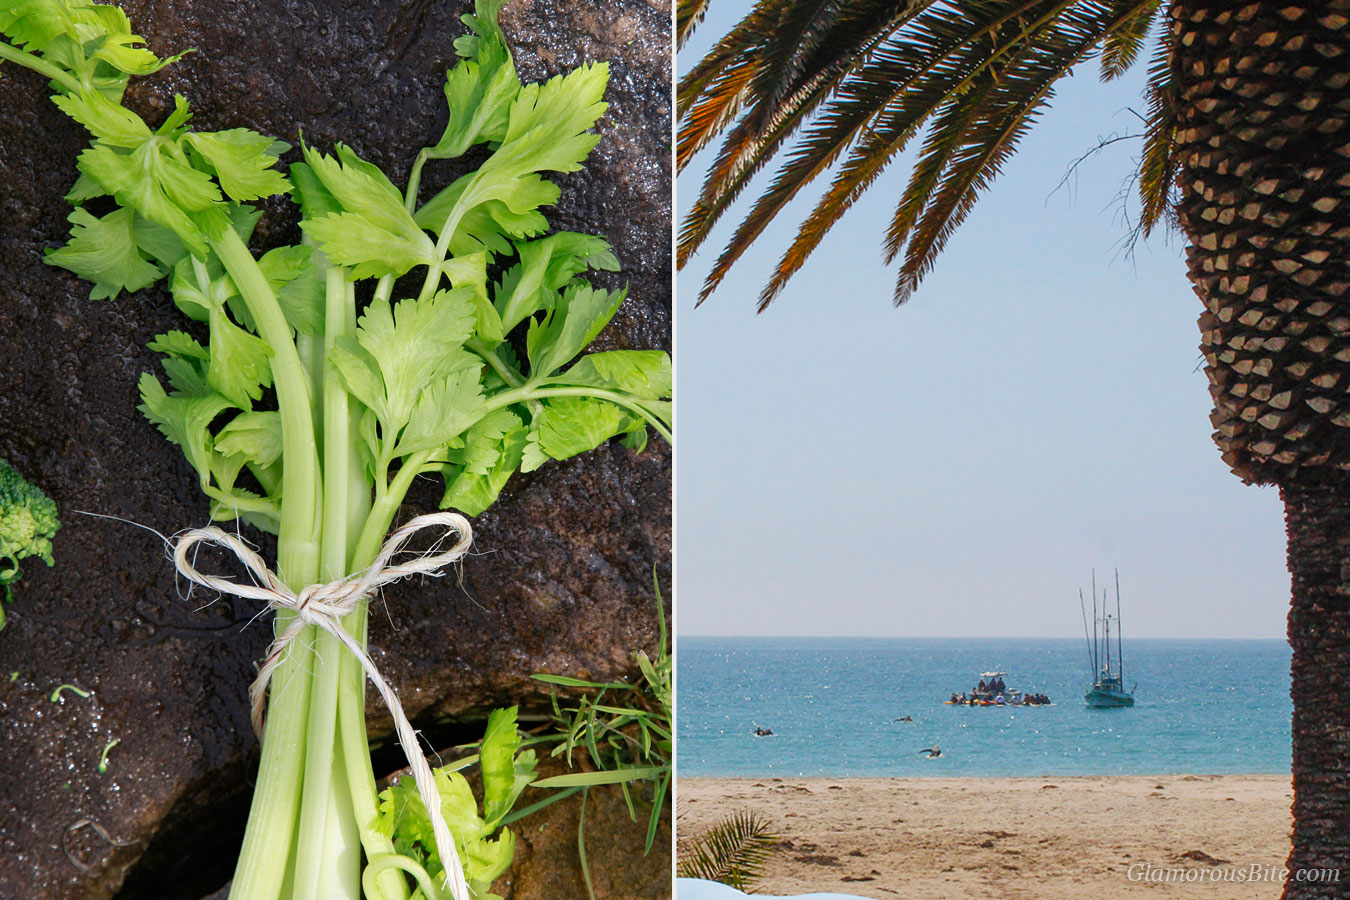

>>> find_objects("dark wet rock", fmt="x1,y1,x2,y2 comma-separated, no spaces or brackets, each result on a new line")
495,754,671,900
0,0,670,897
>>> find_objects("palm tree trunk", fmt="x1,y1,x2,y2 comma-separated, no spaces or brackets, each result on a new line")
1281,478,1350,897
1170,0,1350,882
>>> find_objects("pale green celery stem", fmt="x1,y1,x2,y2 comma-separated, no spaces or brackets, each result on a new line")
204,487,278,519
333,148,440,899
0,42,82,93
323,276,410,900
404,151,430,215
337,604,409,900
321,737,363,897
335,449,432,861
488,385,673,445
209,229,323,577
353,449,435,567
469,342,525,388
413,191,474,304
298,335,326,445
333,451,432,896
211,229,323,900
226,651,314,900
291,268,366,900
372,277,395,307
362,855,442,900
336,448,434,900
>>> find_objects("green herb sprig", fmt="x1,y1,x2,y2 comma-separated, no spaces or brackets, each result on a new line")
373,707,537,900
0,458,60,625
502,585,671,899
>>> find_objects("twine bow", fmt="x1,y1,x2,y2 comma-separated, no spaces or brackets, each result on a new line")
173,511,475,900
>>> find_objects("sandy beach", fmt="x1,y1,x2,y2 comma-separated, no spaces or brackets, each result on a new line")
678,775,1294,898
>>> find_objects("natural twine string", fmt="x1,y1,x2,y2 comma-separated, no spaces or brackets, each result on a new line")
172,511,475,900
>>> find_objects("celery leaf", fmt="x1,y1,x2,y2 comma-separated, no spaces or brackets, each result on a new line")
215,411,283,467
396,367,485,456
258,245,324,335
138,371,234,487
525,283,626,377
207,306,273,410
555,350,672,400
534,396,628,461
45,206,162,300
441,411,527,515
480,706,536,825
301,210,436,280
50,88,151,148
431,0,519,159
185,128,291,202
488,61,608,179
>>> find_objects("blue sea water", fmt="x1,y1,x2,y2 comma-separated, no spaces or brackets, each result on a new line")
677,637,1292,777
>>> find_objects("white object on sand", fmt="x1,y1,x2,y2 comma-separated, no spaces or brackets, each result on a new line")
676,878,878,900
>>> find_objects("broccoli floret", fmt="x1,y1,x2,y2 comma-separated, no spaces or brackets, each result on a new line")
0,459,60,627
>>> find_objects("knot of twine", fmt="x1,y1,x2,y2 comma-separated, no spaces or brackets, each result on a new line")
173,511,475,900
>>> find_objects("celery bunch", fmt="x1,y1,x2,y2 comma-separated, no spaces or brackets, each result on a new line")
0,1,670,898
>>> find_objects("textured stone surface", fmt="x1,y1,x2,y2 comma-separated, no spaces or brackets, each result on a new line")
492,755,672,900
0,0,671,897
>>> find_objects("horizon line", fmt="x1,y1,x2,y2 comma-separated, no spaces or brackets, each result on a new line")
676,633,1288,641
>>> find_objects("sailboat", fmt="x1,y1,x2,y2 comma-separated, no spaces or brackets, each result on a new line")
1079,569,1135,708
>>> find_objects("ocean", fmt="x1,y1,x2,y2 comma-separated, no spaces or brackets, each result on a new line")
677,637,1292,778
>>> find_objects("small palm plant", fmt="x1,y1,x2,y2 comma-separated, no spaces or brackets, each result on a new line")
677,810,781,893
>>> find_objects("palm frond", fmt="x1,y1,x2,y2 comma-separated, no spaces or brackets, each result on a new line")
678,3,790,162
676,810,780,891
1099,0,1158,80
748,0,1087,307
743,0,838,128
882,64,1006,267
677,0,712,49
891,85,1051,301
688,0,1066,302
677,0,928,259
679,49,761,174
891,1,1160,302
679,0,1170,309
1137,10,1178,235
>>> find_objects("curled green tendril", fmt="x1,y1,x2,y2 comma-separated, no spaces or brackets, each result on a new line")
97,738,119,774
50,683,91,702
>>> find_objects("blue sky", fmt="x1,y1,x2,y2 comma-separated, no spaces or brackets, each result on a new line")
674,9,1290,639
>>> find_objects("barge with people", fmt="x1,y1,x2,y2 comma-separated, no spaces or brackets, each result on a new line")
946,671,1051,706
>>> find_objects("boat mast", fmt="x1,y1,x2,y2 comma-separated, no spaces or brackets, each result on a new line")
1103,591,1112,677
1079,588,1094,678
1115,568,1124,687
1091,570,1099,675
